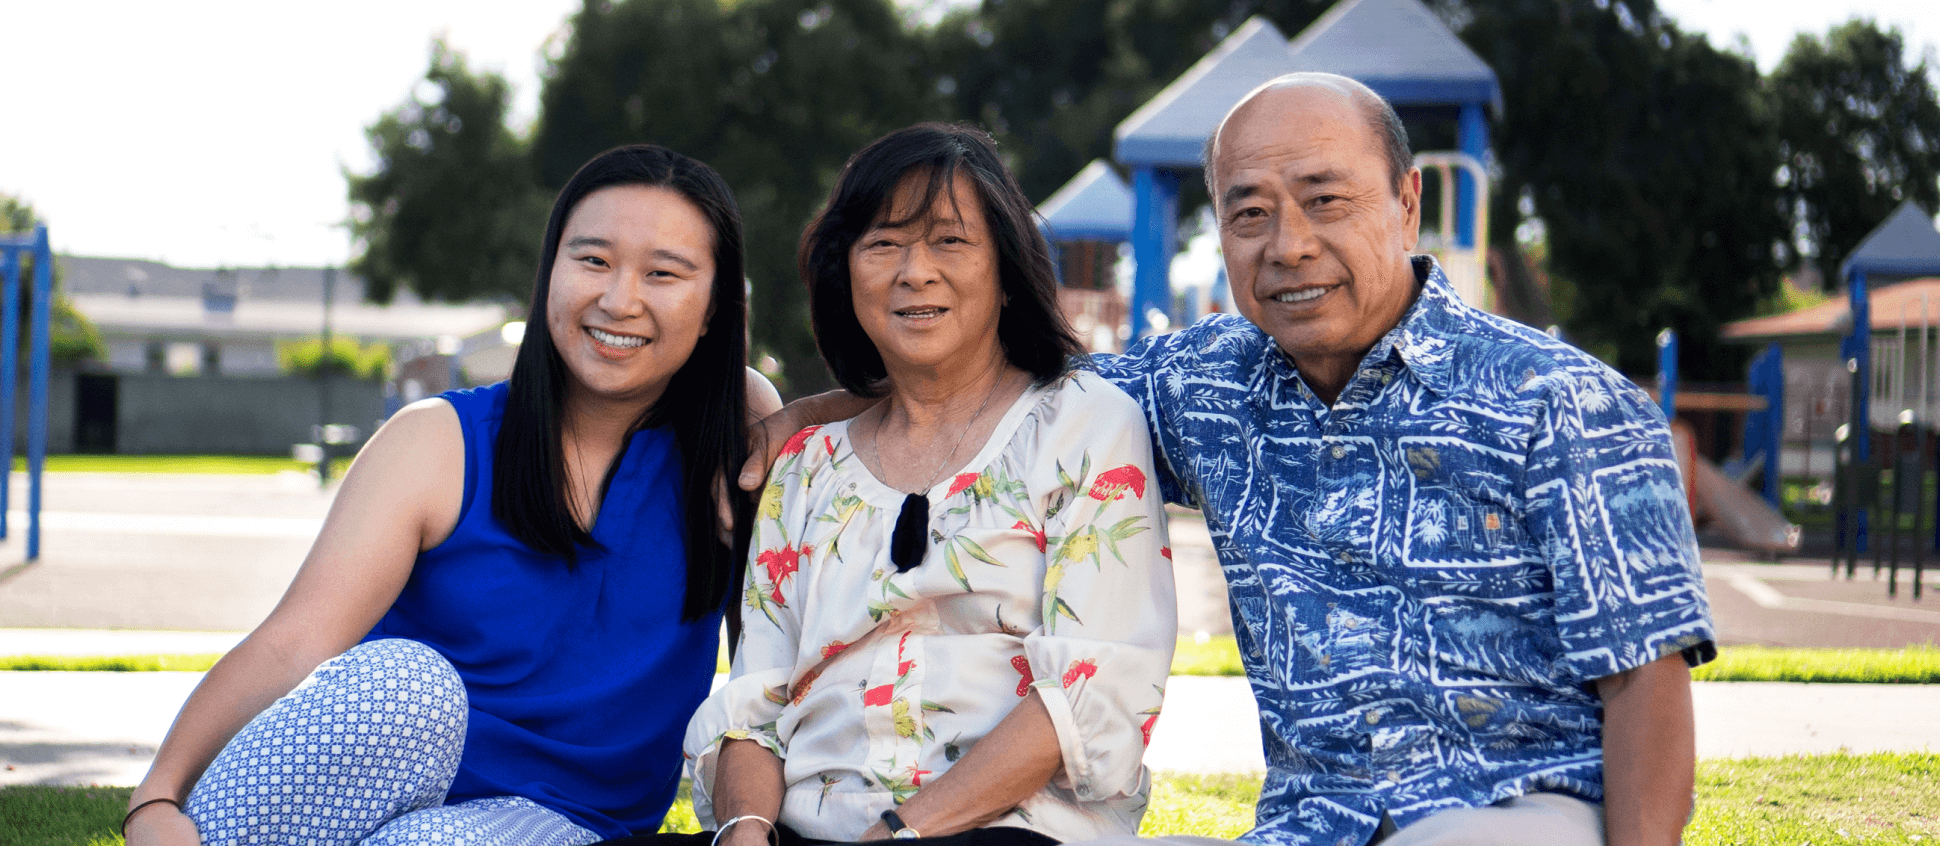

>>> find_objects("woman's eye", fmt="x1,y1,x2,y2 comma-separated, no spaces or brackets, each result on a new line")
580,255,609,267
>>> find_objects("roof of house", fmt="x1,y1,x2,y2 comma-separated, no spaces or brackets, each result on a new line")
59,256,510,343
1722,277,1940,342
1038,160,1136,243
1843,201,1940,279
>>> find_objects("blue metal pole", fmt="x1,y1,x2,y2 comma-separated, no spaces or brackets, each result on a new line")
26,225,50,561
0,245,18,541
1455,103,1487,249
1129,166,1179,341
1845,269,1871,555
1656,328,1678,423
1746,343,1784,509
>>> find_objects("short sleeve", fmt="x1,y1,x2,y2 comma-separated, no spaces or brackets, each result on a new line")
1021,377,1178,801
1521,370,1716,684
1092,317,1246,509
683,426,820,828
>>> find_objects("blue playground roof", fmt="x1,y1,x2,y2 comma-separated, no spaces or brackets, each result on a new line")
1285,0,1502,112
1113,0,1502,169
1844,200,1940,278
1038,160,1136,243
1113,17,1299,168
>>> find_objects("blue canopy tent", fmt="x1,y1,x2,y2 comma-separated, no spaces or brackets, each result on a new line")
1111,0,1501,339
1038,159,1136,244
1840,202,1940,549
1038,160,1138,351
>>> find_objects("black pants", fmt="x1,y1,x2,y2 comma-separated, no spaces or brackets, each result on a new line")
596,824,1059,846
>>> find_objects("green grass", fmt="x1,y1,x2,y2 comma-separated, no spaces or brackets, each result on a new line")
9,755,1935,845
1692,644,1940,684
0,654,224,672
1172,635,1248,676
1686,752,1939,844
1138,772,1264,837
8,454,351,475
0,785,130,846
8,642,1939,683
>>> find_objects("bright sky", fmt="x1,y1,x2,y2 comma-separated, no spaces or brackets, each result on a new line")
2,0,1934,271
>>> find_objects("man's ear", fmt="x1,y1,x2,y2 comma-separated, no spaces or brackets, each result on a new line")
1398,167,1423,253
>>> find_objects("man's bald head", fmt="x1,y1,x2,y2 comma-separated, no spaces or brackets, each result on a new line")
1203,73,1412,207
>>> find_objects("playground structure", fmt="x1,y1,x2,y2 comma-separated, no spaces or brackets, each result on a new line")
0,223,56,561
1109,0,1501,337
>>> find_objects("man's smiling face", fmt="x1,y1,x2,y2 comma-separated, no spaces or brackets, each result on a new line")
1211,80,1422,394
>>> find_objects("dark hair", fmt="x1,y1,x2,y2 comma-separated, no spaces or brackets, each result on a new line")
1203,74,1414,200
800,123,1082,395
495,144,750,624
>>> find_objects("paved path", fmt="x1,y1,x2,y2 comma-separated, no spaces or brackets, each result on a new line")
2,474,1937,788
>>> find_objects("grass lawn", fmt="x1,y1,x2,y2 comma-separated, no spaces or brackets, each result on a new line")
5,754,1934,845
5,641,1939,682
9,454,352,476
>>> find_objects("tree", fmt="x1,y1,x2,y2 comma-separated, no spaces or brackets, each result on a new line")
1771,20,1940,281
347,41,551,306
1457,0,1789,379
1,194,107,365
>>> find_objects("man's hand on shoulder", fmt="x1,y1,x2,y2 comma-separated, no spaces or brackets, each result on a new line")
736,389,878,492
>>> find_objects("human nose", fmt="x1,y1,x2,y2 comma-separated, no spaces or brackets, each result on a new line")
595,274,649,318
894,243,941,288
1264,209,1321,267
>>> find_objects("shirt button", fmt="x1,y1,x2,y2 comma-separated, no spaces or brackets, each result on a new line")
1336,551,1353,563
1331,445,1346,459
1386,771,1402,784
1380,372,1393,384
1364,711,1381,725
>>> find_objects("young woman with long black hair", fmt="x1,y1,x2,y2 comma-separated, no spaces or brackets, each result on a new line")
125,144,778,846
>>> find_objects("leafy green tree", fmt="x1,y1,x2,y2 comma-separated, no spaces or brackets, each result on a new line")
1457,0,1789,379
1771,20,1940,281
347,41,551,305
1,194,107,365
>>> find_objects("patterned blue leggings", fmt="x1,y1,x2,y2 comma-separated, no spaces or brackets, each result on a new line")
185,639,600,846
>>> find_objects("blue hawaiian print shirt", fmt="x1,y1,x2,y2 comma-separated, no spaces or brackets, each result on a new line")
1095,256,1715,846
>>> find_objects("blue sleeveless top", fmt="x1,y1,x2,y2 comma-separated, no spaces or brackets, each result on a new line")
364,382,721,838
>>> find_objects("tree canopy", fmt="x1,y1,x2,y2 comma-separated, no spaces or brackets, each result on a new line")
2,194,107,365
346,0,1940,388
1771,20,1940,280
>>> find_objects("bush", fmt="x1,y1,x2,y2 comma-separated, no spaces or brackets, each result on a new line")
277,336,391,380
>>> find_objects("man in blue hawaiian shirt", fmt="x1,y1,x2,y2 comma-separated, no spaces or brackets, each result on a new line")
744,73,1713,846
1086,74,1715,846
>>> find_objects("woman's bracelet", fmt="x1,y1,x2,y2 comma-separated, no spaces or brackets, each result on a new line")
121,797,183,837
713,813,780,846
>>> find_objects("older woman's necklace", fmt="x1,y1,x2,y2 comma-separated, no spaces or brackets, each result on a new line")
881,373,1007,572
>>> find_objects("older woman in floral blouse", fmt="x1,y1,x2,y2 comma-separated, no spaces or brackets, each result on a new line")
675,124,1176,846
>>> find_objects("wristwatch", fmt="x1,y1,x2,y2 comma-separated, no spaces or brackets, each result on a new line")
880,809,922,840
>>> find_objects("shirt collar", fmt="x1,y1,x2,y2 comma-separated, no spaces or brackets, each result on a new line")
1259,254,1473,400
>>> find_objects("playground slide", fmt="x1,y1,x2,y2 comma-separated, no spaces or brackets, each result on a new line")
1689,453,1802,555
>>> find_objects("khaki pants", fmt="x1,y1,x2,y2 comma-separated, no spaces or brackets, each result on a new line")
1069,793,1604,846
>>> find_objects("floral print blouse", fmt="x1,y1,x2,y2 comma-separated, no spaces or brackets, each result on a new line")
684,371,1177,842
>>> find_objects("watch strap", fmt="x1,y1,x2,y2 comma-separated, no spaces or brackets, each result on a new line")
880,809,920,839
